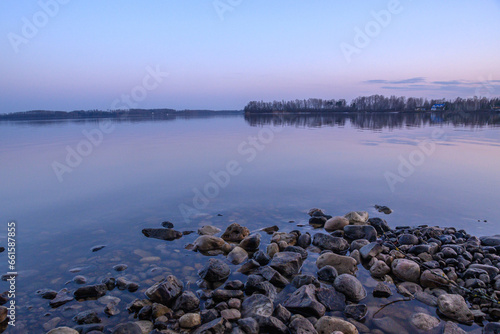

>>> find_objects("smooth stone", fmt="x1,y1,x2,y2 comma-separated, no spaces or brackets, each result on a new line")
90,245,106,252
483,322,500,334
221,308,241,321
145,275,183,306
344,211,369,225
315,316,358,334
414,291,438,306
111,322,142,334
271,232,297,245
312,233,349,253
443,321,467,334
437,293,474,324
193,235,227,252
221,223,250,242
317,265,338,282
198,225,221,235
212,289,244,302
269,251,303,276
316,252,357,275
391,258,420,283
198,258,231,282
241,294,274,318
141,228,182,241
373,282,392,298
369,260,391,278
227,246,248,265
267,243,280,258
350,239,370,251
480,235,500,246
47,328,79,334
113,264,128,272
284,245,308,260
223,280,244,290
297,233,312,249
324,216,349,232
309,216,327,227
374,205,392,214
37,288,58,299
289,316,318,334
316,286,346,312
179,313,202,328
372,317,408,334
292,274,320,288
74,284,107,300
410,312,440,331
333,274,366,302
73,275,87,284
359,242,383,260
273,304,291,324
255,266,289,288
420,269,448,288
261,225,279,234
284,284,326,318
368,217,391,235
343,225,377,242
239,233,261,251
398,234,419,245
254,315,287,334
72,310,100,325
161,221,174,228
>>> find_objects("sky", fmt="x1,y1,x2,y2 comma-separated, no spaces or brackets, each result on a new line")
0,0,499,113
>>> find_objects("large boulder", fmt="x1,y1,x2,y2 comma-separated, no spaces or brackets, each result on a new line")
145,275,183,305
316,252,357,275
312,234,349,253
391,258,420,283
333,274,366,302
221,223,250,242
283,284,326,318
270,251,303,276
437,294,474,324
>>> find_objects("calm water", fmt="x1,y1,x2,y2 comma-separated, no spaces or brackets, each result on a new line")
0,112,499,332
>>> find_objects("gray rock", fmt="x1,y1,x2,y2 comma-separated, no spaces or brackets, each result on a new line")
253,250,270,265
267,243,280,258
344,211,369,225
344,225,377,242
391,258,420,283
289,316,318,334
221,308,241,321
373,282,392,298
284,245,308,260
192,317,230,334
179,313,202,328
372,317,408,334
47,328,79,334
198,258,231,282
227,246,248,265
269,251,303,276
212,289,244,302
312,233,349,253
324,216,349,232
414,291,438,306
253,281,278,301
255,315,287,334
256,266,289,287
315,286,346,312
359,242,383,260
74,284,108,300
283,284,326,318
111,322,143,334
350,239,370,251
142,228,182,241
420,269,448,288
222,223,250,242
317,265,338,282
145,275,183,306
198,225,221,235
410,312,440,331
443,321,466,334
398,234,419,245
333,274,366,302
193,235,227,252
368,217,391,235
49,289,74,308
238,317,259,334
480,235,500,246
241,294,274,318
483,322,500,334
344,304,367,321
316,252,357,275
173,291,200,312
72,310,100,324
273,304,291,324
239,233,261,251
369,260,391,278
297,233,312,249
292,275,320,289
315,316,358,334
437,293,474,324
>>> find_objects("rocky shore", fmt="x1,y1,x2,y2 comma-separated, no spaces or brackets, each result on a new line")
12,208,500,333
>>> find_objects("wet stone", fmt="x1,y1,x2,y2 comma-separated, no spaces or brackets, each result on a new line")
373,282,392,298
222,223,250,242
241,294,274,318
269,251,303,277
72,310,100,325
333,274,366,302
344,304,367,321
198,258,231,282
145,275,183,306
142,228,182,241
316,286,346,312
312,233,349,253
317,265,338,282
283,284,326,318
49,289,74,308
113,264,128,272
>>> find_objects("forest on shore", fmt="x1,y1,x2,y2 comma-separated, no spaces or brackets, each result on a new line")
244,95,500,113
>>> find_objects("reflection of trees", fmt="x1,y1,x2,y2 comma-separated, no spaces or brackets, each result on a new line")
244,111,500,130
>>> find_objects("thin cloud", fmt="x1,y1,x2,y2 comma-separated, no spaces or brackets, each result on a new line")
364,77,426,85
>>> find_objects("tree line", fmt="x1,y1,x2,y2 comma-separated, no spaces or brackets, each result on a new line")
244,95,500,113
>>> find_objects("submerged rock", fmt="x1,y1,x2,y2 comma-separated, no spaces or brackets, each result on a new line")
316,252,357,275
142,228,182,241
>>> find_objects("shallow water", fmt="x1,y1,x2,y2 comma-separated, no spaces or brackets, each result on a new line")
0,111,499,332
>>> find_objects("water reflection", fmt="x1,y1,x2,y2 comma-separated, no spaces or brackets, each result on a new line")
244,111,500,130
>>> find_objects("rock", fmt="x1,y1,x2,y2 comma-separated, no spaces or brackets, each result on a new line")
227,246,248,265
267,243,280,258
273,304,291,324
374,205,392,214
37,288,58,299
410,312,440,331
370,260,391,278
49,289,74,308
241,294,274,318
212,289,244,302
198,258,231,282
292,275,320,288
161,221,174,228
420,269,448,288
261,225,279,234
145,275,183,306
398,234,419,245
238,259,260,274
173,291,200,312
256,266,289,288
344,304,367,321
316,252,357,275
308,208,324,216
373,282,392,298
72,310,100,324
198,225,221,235
333,274,366,302
480,235,500,246
312,233,349,253
179,313,202,328
91,245,106,252
239,233,261,251
350,239,370,251
443,321,467,334
284,284,326,318
72,275,87,284
324,216,349,232
47,328,79,334
309,216,327,227
368,217,391,235
414,291,438,306
142,228,182,241
269,251,303,276
315,316,358,334
192,317,230,334
255,315,287,334
372,317,408,334
391,259,420,283
344,211,369,225
271,232,297,245
359,242,383,260
238,317,259,334
221,308,241,321
193,235,227,252
113,264,128,272
317,265,338,282
316,286,346,312
437,294,474,324
284,245,308,260
343,225,377,242
253,250,270,265
468,264,499,279
222,223,250,242
111,322,143,334
297,233,312,249
289,316,318,334
74,284,107,300
483,322,500,334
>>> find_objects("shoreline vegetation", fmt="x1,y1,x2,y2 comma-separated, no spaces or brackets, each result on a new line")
1,95,499,121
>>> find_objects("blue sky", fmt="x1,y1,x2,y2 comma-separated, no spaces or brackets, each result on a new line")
0,0,499,113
